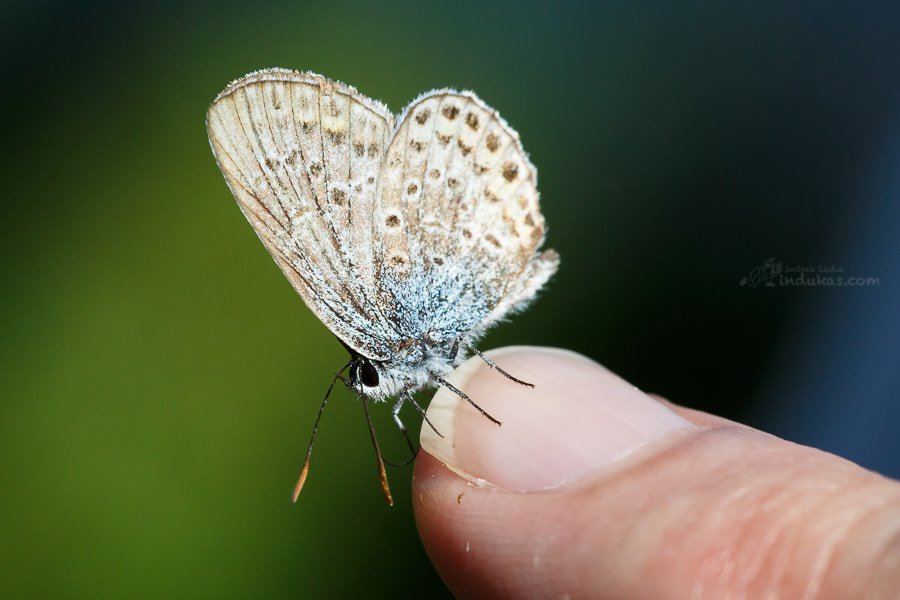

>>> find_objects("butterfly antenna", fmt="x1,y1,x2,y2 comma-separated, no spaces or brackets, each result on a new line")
363,396,393,505
291,363,350,503
463,342,534,388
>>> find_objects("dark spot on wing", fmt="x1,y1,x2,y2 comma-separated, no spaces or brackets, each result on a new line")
457,139,473,156
332,189,346,204
465,112,479,131
353,142,365,157
325,129,346,145
485,234,502,248
385,215,400,227
407,183,418,194
503,213,519,238
486,133,500,152
502,162,519,182
415,109,431,125
442,105,460,120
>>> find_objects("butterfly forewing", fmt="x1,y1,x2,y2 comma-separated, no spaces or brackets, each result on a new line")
207,69,396,359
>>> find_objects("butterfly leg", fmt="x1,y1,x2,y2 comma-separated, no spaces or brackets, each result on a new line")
435,375,502,426
463,342,535,388
391,393,418,456
381,386,427,467
405,393,443,439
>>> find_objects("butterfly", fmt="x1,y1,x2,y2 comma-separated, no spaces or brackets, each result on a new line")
206,69,558,504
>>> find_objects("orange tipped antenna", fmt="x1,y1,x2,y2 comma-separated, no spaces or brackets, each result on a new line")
291,365,348,503
363,397,393,505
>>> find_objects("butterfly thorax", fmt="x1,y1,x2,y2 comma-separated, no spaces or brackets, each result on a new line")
346,329,465,400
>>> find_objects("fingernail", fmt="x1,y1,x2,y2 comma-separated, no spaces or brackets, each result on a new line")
420,346,697,491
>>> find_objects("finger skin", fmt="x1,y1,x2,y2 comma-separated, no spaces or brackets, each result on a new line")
413,353,900,600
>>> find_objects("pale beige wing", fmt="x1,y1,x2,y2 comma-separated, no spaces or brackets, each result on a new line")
206,69,396,359
372,89,558,335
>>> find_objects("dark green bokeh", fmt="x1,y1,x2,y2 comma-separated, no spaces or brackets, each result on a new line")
2,0,899,597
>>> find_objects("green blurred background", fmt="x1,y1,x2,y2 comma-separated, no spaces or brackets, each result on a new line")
3,0,899,597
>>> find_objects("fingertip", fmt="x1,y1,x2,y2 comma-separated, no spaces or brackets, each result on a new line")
413,345,699,597
413,449,552,599
413,347,900,600
420,346,696,492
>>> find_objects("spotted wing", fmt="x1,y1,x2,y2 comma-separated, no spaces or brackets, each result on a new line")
206,69,396,359
372,90,559,337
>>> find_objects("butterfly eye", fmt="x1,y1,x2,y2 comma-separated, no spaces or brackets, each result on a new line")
360,359,380,387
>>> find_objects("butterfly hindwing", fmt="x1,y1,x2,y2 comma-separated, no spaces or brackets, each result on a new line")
374,90,554,336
